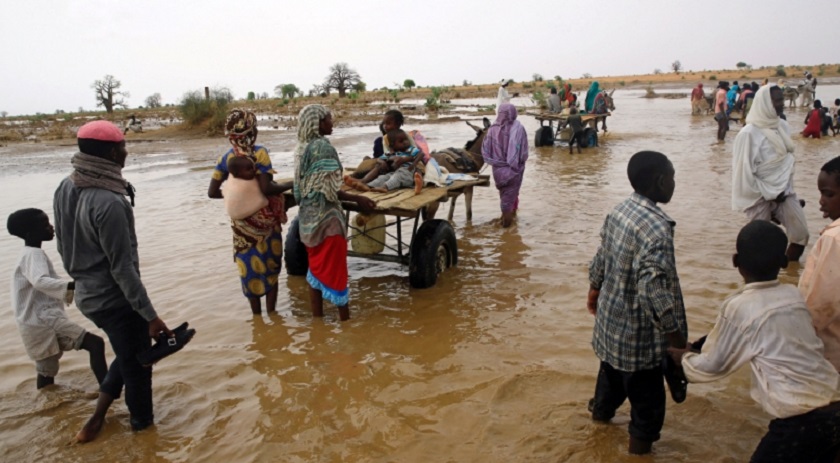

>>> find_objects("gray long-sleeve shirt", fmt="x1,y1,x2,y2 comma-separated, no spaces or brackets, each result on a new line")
54,177,157,321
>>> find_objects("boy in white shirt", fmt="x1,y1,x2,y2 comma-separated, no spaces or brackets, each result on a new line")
669,220,840,462
7,208,107,389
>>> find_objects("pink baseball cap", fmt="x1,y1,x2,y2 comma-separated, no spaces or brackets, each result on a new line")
77,120,125,142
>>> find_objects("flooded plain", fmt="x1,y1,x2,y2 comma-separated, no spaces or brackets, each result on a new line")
1,86,839,462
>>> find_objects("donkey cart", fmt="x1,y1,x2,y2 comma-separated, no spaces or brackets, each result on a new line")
282,174,489,289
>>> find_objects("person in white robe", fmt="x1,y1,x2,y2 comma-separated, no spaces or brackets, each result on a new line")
731,85,808,261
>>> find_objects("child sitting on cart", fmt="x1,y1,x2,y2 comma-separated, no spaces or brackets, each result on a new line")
345,129,424,194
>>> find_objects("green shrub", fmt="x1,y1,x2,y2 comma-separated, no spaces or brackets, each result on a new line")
531,90,547,109
618,81,626,86
775,66,787,77
709,75,717,80
425,86,445,111
179,88,233,133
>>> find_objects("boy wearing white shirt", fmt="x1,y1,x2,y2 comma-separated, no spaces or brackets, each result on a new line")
7,208,107,389
669,220,840,462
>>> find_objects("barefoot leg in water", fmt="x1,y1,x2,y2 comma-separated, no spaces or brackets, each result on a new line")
75,392,114,443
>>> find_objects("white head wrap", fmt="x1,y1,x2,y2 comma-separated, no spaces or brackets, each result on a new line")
745,85,795,157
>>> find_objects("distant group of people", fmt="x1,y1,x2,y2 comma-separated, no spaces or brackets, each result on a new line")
696,72,838,143
802,98,840,139
589,84,840,459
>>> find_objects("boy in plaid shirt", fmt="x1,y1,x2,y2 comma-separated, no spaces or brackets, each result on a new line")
587,151,688,455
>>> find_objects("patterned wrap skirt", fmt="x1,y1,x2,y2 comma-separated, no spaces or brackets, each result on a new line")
232,197,285,297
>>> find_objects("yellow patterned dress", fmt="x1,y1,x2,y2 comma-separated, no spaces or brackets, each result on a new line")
212,146,285,297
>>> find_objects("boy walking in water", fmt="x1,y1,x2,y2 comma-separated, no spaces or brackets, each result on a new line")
587,151,688,455
670,220,840,461
7,208,107,390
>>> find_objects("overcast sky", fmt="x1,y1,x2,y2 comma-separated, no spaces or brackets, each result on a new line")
2,0,838,116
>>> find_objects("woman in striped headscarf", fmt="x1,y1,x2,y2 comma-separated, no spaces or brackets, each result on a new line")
294,105,375,321
208,108,291,314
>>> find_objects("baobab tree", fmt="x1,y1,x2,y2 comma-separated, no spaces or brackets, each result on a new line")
92,75,129,114
323,63,361,98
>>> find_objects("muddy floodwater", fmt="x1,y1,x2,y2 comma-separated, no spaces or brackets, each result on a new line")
1,87,839,462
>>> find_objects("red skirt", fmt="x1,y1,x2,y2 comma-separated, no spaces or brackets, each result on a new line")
305,234,348,293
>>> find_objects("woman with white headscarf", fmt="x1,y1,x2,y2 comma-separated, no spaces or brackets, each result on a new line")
731,85,809,260
481,103,529,227
293,105,375,321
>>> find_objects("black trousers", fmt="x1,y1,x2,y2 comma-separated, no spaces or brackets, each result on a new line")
590,361,666,442
568,131,583,148
750,401,840,463
86,307,153,429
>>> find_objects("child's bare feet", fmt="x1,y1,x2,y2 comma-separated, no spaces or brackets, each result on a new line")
343,176,370,192
414,172,423,195
74,415,105,443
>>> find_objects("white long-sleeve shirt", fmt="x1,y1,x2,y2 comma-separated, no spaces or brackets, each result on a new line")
10,247,73,360
682,281,840,419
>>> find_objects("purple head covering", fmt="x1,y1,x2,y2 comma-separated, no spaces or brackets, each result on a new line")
483,103,529,175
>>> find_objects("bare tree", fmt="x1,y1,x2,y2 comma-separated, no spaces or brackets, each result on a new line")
145,93,162,108
0,111,7,118
92,75,129,114
323,63,361,98
309,84,328,97
671,60,682,73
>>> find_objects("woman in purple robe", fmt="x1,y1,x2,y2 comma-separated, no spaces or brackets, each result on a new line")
481,103,529,227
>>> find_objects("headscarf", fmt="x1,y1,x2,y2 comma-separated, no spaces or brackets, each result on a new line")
585,81,600,112
482,103,529,177
563,83,574,103
294,104,330,174
745,86,795,156
293,104,342,206
226,109,258,156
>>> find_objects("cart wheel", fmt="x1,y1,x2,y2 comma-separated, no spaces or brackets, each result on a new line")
409,219,457,288
284,217,309,276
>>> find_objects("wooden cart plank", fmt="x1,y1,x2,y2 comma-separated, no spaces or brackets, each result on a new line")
279,173,488,215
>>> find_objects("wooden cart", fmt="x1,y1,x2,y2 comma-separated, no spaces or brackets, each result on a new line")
282,174,490,288
528,111,610,146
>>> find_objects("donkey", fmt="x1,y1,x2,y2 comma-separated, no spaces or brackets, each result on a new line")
425,118,490,222
781,86,799,108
